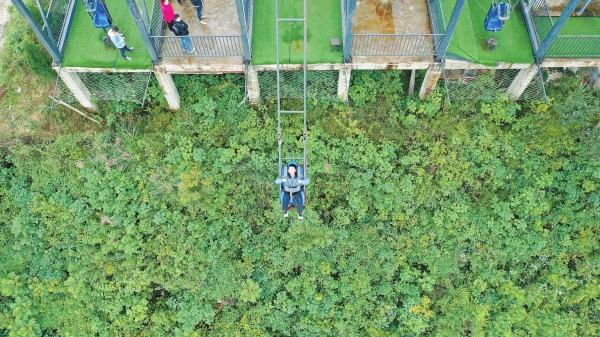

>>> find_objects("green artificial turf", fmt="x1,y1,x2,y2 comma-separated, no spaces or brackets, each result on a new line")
545,17,600,57
61,0,153,69
444,0,534,66
558,17,600,35
252,0,343,65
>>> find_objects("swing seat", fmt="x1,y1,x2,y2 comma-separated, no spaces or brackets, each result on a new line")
93,0,112,29
484,2,509,32
279,161,306,207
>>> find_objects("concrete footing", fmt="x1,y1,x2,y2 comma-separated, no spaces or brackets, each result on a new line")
154,70,180,111
589,67,600,90
419,63,443,99
58,71,96,111
506,64,540,100
337,66,351,102
247,66,260,105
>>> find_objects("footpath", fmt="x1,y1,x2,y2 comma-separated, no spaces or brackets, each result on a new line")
0,1,10,56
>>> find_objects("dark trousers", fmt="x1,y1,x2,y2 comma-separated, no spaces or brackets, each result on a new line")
282,191,303,215
119,45,132,59
194,2,203,19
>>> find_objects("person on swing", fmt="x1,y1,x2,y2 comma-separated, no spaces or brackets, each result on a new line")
275,163,310,220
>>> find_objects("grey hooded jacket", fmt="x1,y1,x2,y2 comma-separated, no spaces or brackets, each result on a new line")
275,175,310,193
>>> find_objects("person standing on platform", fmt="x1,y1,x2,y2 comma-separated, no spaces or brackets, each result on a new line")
191,0,207,25
160,0,175,33
172,14,195,53
108,26,134,60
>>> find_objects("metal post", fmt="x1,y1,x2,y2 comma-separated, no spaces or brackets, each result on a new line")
576,0,592,15
276,0,282,174
58,0,77,56
344,0,356,63
11,0,61,63
520,0,540,54
535,0,580,61
303,0,307,177
35,0,57,47
434,0,466,63
125,0,159,63
235,0,252,63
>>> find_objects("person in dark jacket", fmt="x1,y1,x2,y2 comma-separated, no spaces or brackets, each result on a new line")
172,14,195,53
190,0,207,25
275,164,310,220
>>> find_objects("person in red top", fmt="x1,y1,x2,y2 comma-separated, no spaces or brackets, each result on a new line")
160,0,175,33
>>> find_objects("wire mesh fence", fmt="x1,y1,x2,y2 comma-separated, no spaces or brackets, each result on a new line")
45,0,72,46
53,71,153,107
79,72,152,104
530,0,553,45
427,0,446,52
257,70,339,103
547,35,600,58
149,0,162,35
53,73,77,107
443,67,546,102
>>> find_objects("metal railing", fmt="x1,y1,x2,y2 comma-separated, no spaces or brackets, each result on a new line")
44,0,71,45
244,0,253,44
428,0,446,32
150,35,243,57
351,34,443,56
546,35,600,58
527,0,600,58
529,0,553,45
149,0,246,59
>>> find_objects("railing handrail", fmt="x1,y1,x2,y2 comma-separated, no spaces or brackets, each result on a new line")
352,33,444,36
554,34,600,38
150,35,243,38
351,34,440,57
150,35,243,58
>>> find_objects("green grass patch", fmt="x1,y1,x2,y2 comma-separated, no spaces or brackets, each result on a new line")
252,0,343,64
444,0,534,65
61,0,153,69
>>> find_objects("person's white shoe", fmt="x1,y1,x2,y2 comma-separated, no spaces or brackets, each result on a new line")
125,56,132,60
129,47,134,50
200,19,208,25
298,215,303,220
283,212,288,218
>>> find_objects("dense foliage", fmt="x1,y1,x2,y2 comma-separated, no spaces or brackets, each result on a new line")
1,69,599,336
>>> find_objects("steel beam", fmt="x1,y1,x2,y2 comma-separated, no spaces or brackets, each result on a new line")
535,0,580,61
344,0,356,63
235,0,251,62
434,0,466,63
520,0,540,55
125,0,159,63
58,0,77,56
11,0,61,63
